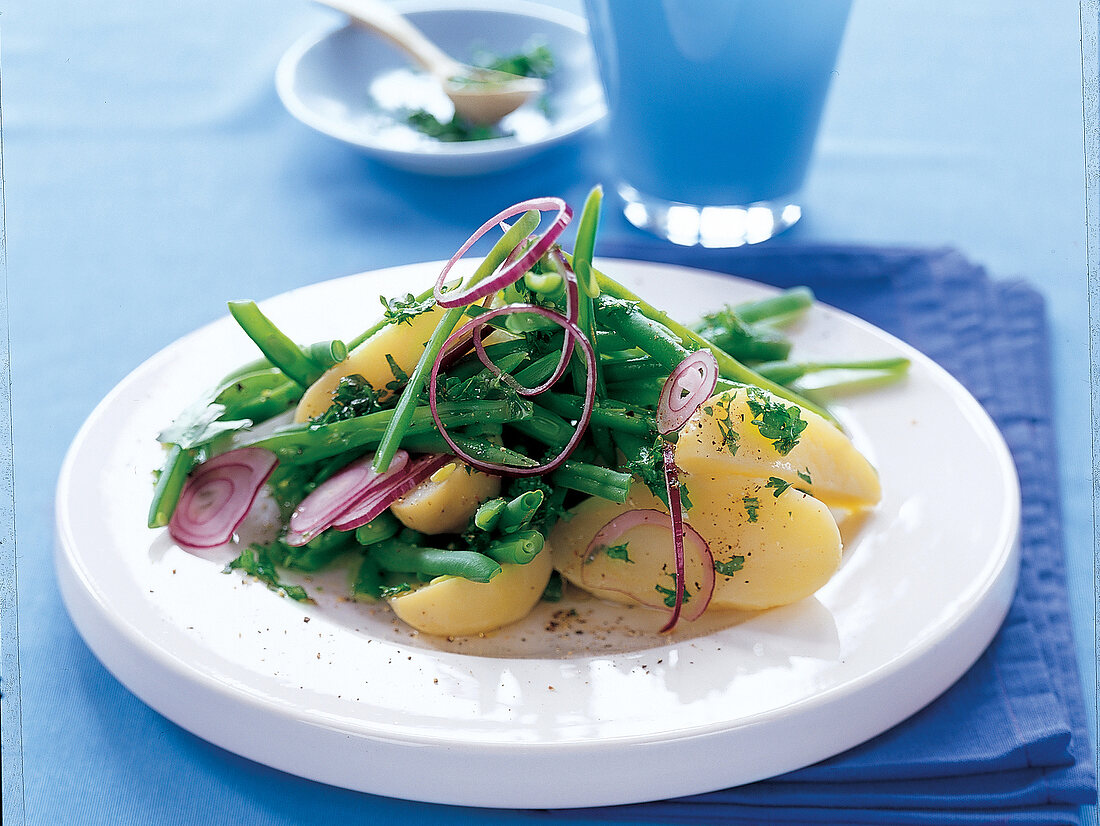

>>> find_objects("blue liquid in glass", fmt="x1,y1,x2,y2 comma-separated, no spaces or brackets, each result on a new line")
584,0,851,206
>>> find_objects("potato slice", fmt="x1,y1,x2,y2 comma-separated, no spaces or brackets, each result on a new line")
294,304,452,423
389,461,501,535
675,386,881,510
387,545,553,636
551,480,842,614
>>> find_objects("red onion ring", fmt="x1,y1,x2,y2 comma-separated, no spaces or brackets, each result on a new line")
169,448,278,550
332,453,451,531
429,303,596,477
285,450,410,546
656,350,719,435
660,441,688,630
433,197,572,309
580,506,714,625
472,249,580,397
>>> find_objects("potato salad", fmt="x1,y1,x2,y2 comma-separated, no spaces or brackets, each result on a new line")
149,190,906,636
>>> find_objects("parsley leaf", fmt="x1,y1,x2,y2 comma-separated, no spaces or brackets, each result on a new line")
744,387,808,455
764,477,792,498
384,354,410,396
605,542,634,563
378,582,412,599
654,575,692,608
380,293,435,325
311,374,383,425
742,496,760,522
714,556,745,576
797,468,813,485
404,109,502,142
224,545,312,602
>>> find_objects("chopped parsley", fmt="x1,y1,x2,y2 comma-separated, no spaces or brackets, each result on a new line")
797,468,813,485
605,542,634,563
476,42,555,79
381,292,435,326
764,477,792,498
404,109,500,142
742,496,761,522
378,582,413,600
655,575,692,609
312,374,383,425
714,556,745,576
384,354,409,396
744,387,807,455
224,545,312,602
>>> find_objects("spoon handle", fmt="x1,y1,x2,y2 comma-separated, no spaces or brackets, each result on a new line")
314,0,460,78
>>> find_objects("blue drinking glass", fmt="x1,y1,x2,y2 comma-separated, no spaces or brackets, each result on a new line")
583,0,852,246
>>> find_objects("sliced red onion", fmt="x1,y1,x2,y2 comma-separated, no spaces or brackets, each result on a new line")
472,249,580,397
580,504,714,626
169,448,278,550
429,303,596,477
660,441,687,630
433,198,571,309
331,453,451,531
285,450,409,546
656,350,719,435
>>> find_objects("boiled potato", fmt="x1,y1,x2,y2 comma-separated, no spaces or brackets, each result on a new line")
675,386,880,510
387,544,553,636
294,304,453,423
551,480,842,614
389,461,501,535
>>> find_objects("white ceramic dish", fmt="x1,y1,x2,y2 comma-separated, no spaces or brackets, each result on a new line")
56,259,1020,809
276,0,606,175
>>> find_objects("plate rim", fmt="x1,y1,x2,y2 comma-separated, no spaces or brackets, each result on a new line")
54,258,1022,806
274,0,607,167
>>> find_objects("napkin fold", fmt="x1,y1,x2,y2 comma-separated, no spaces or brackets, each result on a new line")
537,242,1096,825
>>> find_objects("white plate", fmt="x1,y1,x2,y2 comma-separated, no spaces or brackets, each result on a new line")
276,0,606,175
56,259,1020,809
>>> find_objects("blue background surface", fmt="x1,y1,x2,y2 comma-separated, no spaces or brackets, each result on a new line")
3,1,1096,823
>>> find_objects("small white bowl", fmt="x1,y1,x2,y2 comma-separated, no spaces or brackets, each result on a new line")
276,0,607,175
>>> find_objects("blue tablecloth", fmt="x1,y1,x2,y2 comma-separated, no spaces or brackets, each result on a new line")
4,1,1095,824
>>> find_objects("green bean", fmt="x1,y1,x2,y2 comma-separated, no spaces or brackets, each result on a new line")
355,512,401,546
147,444,195,528
600,357,666,385
604,380,662,408
507,404,575,451
484,530,544,565
227,301,326,388
734,287,814,324
474,498,508,531
306,339,348,370
591,271,835,422
571,185,602,299
373,213,540,473
595,331,635,352
401,432,540,469
239,398,532,464
499,490,545,533
538,392,656,437
552,461,631,503
214,368,302,423
445,340,530,381
753,357,911,386
512,349,564,388
524,270,563,294
370,540,501,583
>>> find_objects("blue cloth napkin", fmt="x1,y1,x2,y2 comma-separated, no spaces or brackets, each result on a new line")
532,242,1096,825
